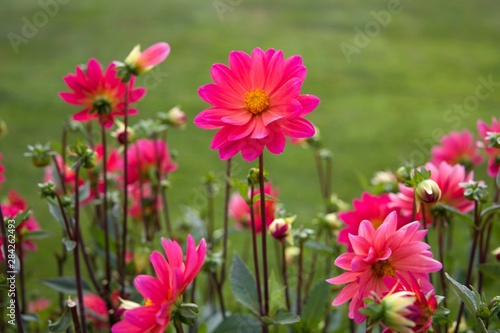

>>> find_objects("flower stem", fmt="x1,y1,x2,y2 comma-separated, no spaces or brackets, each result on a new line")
297,237,304,315
0,206,25,332
120,85,130,298
73,162,88,333
67,300,82,333
174,318,185,333
258,154,270,316
454,200,481,333
281,240,291,311
249,183,265,328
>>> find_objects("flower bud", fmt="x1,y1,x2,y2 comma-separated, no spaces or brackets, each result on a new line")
24,143,54,167
269,216,295,243
112,120,134,145
492,246,500,261
38,182,57,199
415,179,441,208
379,291,417,333
158,106,187,129
124,42,170,76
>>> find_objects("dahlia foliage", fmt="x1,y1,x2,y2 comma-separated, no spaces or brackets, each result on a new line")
1,43,499,333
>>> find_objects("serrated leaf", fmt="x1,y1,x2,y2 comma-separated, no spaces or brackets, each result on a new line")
230,253,260,315
41,277,92,295
300,281,330,331
232,177,249,202
48,307,72,332
445,273,477,316
62,237,77,251
264,309,300,325
212,314,261,333
268,273,285,313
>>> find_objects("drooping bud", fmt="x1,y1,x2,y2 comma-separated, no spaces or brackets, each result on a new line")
269,216,295,243
112,120,135,145
415,179,441,209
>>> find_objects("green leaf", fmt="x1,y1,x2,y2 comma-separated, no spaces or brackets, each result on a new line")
263,309,300,325
41,277,92,295
480,204,500,220
23,230,52,240
22,313,40,323
232,177,249,202
300,281,330,331
62,237,77,251
475,318,487,333
303,240,334,255
230,253,260,315
48,307,72,332
48,201,70,229
445,272,477,315
439,205,474,226
212,314,261,333
268,273,285,312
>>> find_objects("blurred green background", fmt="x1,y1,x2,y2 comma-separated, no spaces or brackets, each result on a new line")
1,0,500,327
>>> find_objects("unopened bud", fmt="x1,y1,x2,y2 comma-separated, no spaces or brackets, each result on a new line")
379,291,416,333
24,143,54,167
38,182,57,199
269,216,295,243
112,120,134,145
158,107,187,129
415,179,441,208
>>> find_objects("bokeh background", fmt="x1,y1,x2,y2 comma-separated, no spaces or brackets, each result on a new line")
1,0,500,323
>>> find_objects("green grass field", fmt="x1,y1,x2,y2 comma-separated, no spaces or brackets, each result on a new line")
1,0,500,330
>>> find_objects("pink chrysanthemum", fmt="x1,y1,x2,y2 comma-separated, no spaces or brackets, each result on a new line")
112,235,206,333
60,58,146,129
228,182,278,233
430,130,483,170
0,190,41,260
381,274,438,333
327,212,442,323
389,162,474,221
337,192,412,251
477,118,500,177
83,293,109,330
194,48,320,161
124,138,177,185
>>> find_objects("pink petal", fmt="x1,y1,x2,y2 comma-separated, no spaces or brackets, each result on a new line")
221,110,253,125
138,42,170,67
150,251,172,288
161,238,184,269
332,282,358,306
72,108,95,122
249,48,266,88
86,59,103,90
123,306,159,330
278,117,315,138
134,275,165,305
297,94,320,116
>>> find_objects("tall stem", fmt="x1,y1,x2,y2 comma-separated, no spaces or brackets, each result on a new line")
0,206,25,332
281,240,291,311
454,200,480,333
120,86,130,298
100,126,114,324
249,184,264,327
73,163,88,333
297,238,304,315
258,154,269,316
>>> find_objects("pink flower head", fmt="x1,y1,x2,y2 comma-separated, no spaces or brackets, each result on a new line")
327,212,442,323
0,190,41,260
337,192,412,251
112,235,206,333
430,130,483,170
27,298,51,314
0,153,5,184
195,48,320,161
83,293,109,330
382,273,438,332
477,118,500,177
124,138,178,185
125,42,171,75
60,58,146,129
228,181,278,233
389,162,474,221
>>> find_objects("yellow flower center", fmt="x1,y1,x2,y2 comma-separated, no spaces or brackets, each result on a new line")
244,89,270,115
371,218,384,229
372,259,396,278
145,298,154,306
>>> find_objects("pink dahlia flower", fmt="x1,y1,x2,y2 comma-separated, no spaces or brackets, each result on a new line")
327,212,442,323
228,181,278,233
0,190,41,260
124,138,178,185
83,293,109,330
337,192,412,251
381,274,438,333
60,58,146,129
27,298,51,314
389,162,474,221
430,130,483,170
477,118,500,177
112,235,206,333
194,47,320,161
